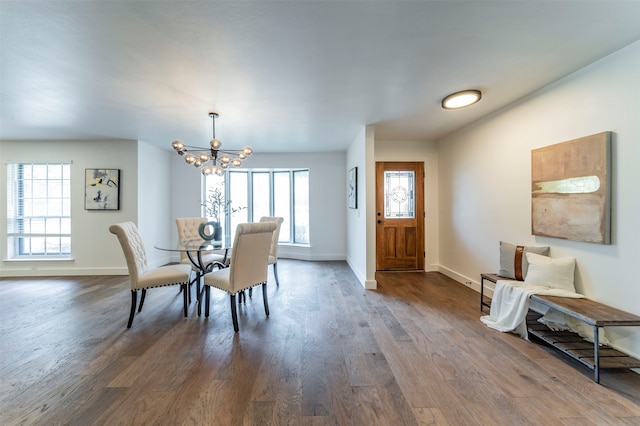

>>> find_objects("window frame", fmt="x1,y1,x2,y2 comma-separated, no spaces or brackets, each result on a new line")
203,168,309,245
6,162,72,259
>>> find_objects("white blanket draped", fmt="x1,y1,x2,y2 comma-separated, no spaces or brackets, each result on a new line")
480,280,584,338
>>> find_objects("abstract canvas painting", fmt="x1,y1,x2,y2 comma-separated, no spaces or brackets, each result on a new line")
85,169,120,210
531,132,611,244
348,167,357,209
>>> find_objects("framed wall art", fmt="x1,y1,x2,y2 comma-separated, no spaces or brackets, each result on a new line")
348,167,357,209
531,132,611,244
85,168,120,210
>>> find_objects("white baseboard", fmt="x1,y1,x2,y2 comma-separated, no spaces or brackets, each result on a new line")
364,279,377,289
1,267,128,277
437,265,494,297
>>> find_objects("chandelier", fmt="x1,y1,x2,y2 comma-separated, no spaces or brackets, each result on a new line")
171,112,253,176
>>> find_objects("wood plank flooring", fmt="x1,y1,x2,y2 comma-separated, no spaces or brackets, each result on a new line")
1,261,639,425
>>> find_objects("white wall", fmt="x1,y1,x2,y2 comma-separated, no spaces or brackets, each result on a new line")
137,141,174,268
346,127,368,286
0,140,138,276
364,126,377,288
170,151,348,262
437,41,640,358
374,139,440,272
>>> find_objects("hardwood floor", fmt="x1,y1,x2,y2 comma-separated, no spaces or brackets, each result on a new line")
1,260,639,425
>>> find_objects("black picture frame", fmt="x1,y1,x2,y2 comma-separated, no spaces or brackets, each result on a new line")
348,167,357,209
85,168,120,210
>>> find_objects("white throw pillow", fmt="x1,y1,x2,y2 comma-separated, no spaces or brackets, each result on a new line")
524,252,576,292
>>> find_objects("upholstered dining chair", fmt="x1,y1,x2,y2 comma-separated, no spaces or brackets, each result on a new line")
109,222,192,328
176,217,227,299
201,222,276,332
259,216,284,286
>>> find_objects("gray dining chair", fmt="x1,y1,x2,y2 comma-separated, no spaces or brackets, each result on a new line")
109,222,192,328
201,222,276,332
259,216,284,286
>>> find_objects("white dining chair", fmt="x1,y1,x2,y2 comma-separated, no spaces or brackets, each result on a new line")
259,216,284,286
201,222,276,332
109,222,192,328
176,217,228,301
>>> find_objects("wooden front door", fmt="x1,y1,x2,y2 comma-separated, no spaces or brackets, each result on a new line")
375,162,424,271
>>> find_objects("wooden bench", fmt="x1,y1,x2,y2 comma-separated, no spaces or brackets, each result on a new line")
480,273,640,383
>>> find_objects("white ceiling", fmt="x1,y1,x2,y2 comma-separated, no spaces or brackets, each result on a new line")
1,1,639,154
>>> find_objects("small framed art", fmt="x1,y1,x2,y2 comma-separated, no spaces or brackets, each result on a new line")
85,168,120,210
348,167,357,209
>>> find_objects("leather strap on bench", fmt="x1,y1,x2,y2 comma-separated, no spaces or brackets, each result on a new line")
514,245,524,280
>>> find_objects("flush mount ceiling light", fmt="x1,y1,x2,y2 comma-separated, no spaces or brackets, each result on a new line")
441,90,482,110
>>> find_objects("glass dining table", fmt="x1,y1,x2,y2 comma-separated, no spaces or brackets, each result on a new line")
155,236,232,274
155,236,233,309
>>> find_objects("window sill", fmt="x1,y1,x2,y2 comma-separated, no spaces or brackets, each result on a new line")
279,242,310,248
4,257,75,262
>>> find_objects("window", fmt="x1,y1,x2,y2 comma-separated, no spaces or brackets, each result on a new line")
203,169,309,244
384,170,415,218
6,163,71,258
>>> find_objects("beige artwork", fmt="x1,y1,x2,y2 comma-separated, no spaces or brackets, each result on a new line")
531,132,611,244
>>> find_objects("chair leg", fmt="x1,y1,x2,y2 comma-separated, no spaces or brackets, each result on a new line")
262,282,269,317
230,294,239,332
127,290,137,328
182,284,188,317
273,262,280,287
186,272,192,304
204,286,211,318
138,289,147,312
183,271,195,304
196,274,201,305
